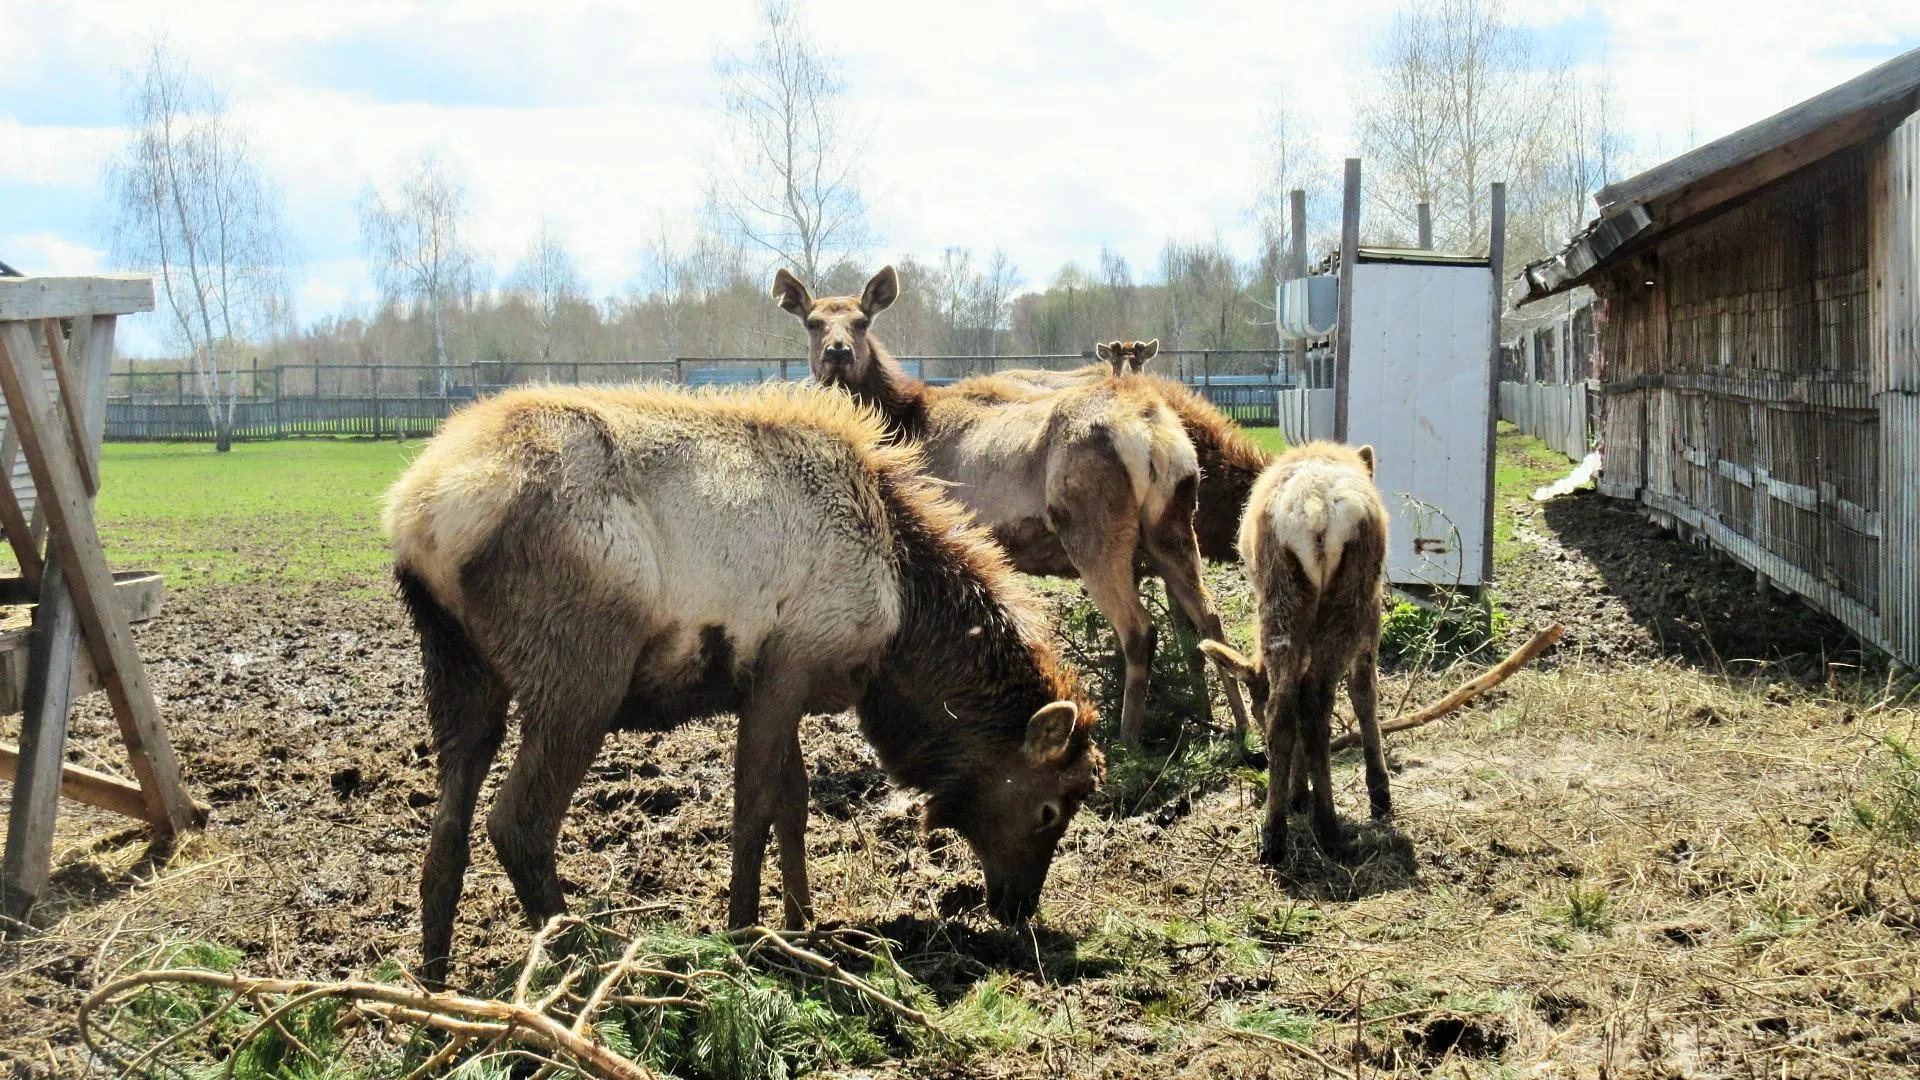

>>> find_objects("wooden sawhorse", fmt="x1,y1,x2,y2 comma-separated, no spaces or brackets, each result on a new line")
0,274,203,928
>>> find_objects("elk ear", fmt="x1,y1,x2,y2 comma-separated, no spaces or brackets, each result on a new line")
1135,339,1159,367
1198,640,1259,683
772,268,812,317
861,265,899,316
1095,341,1116,363
1024,701,1079,764
1356,444,1376,476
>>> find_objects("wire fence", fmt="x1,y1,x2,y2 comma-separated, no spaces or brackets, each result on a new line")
104,350,1300,442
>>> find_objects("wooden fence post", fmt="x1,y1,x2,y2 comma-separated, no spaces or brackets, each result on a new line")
1334,157,1361,442
372,365,382,440
1482,182,1507,590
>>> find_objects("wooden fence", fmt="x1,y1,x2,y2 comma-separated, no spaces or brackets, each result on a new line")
1498,380,1591,460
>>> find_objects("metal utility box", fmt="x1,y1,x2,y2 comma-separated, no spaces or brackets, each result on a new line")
1343,247,1495,589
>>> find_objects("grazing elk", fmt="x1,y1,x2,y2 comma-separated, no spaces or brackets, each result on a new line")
1197,441,1390,862
774,266,1249,745
386,383,1104,986
991,349,1273,566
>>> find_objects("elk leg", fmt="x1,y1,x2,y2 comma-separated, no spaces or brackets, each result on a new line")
1080,570,1154,746
1261,664,1302,865
1143,480,1252,738
1297,673,1342,852
773,726,814,930
1350,649,1391,822
418,681,508,989
730,677,810,929
487,709,609,932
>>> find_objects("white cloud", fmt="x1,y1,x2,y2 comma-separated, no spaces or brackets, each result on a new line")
1,231,106,274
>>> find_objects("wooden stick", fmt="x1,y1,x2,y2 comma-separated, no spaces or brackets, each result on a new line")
1331,624,1564,751
0,739,209,825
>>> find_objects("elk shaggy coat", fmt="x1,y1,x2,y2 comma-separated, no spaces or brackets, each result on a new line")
386,383,1103,985
1201,441,1391,862
774,267,1249,744
990,352,1273,565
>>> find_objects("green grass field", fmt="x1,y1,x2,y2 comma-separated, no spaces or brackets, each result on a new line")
23,439,422,592
15,424,1564,596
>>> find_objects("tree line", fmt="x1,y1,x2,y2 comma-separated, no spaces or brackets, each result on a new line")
105,0,1624,449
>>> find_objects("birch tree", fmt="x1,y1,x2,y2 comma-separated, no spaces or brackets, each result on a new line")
711,0,870,282
508,221,586,367
358,152,476,393
108,42,287,453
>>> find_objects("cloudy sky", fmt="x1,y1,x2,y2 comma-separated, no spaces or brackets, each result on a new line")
4,0,1918,354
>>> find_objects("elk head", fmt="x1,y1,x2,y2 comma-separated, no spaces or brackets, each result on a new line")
772,266,898,390
1094,338,1159,377
921,700,1104,925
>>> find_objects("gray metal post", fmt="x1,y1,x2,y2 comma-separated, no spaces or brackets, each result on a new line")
1334,158,1361,442
1417,202,1433,249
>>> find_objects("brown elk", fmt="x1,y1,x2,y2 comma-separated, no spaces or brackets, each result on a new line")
1198,441,1390,862
1096,339,1158,377
990,351,1273,566
386,383,1104,986
773,266,1250,745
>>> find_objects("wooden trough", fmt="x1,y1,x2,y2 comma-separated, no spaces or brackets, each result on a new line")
0,275,202,927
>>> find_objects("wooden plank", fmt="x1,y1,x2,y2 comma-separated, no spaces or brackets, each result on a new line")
0,276,154,321
0,408,41,589
1334,157,1361,442
0,570,164,617
0,320,197,835
1,740,164,826
1598,49,1920,212
44,318,98,496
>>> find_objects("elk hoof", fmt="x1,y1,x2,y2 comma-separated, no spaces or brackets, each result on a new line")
1258,825,1286,866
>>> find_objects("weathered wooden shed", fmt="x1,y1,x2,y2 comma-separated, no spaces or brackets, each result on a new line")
1516,48,1920,669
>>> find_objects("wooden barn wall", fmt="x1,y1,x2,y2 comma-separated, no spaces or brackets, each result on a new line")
1595,140,1912,662
1872,113,1920,668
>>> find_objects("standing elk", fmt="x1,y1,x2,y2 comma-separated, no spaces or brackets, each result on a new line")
1198,441,1390,862
990,345,1273,568
386,383,1104,986
773,266,1250,745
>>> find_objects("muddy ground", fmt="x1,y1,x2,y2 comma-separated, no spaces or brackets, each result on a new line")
2,447,1917,1078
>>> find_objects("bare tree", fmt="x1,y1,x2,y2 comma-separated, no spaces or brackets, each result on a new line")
1357,0,1559,253
108,41,287,453
711,0,870,282
1252,88,1339,266
974,249,1022,355
508,221,586,367
358,152,476,393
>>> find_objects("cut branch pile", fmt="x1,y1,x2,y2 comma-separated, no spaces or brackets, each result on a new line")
78,916,941,1079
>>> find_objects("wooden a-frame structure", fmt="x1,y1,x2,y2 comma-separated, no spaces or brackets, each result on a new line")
0,274,203,926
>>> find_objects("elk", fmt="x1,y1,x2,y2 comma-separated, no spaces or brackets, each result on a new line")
990,350,1273,567
1097,339,1158,376
773,266,1250,745
1197,441,1390,862
386,383,1104,986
